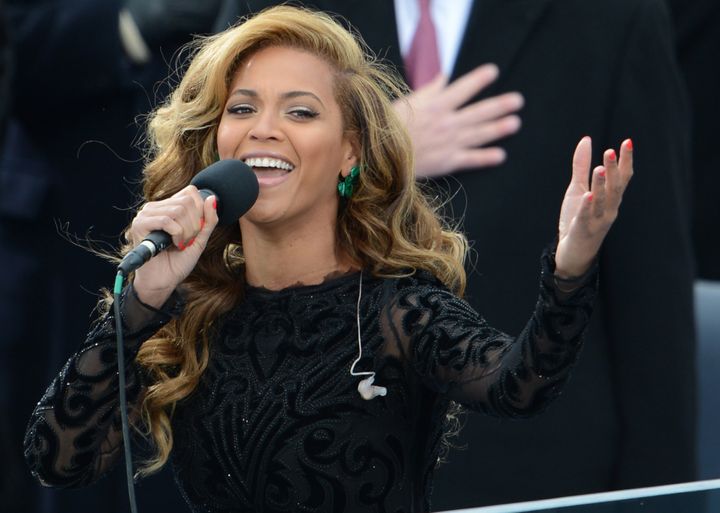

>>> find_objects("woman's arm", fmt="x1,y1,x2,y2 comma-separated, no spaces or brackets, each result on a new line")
383,248,597,416
23,286,180,488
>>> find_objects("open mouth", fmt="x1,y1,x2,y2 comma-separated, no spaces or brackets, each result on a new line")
244,157,295,175
243,157,295,186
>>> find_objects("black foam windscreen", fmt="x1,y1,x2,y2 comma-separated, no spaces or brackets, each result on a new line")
190,159,259,225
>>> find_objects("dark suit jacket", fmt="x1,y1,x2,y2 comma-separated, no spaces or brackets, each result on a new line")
667,0,720,280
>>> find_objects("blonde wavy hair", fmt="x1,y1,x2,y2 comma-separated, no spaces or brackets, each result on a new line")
125,5,468,475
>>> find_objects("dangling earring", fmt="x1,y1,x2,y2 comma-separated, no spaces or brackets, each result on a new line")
337,165,360,198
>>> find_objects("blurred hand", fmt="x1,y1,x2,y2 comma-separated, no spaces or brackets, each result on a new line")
555,137,634,278
126,0,223,48
129,186,219,308
393,63,523,178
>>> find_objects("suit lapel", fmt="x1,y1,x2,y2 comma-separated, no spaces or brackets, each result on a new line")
453,0,552,92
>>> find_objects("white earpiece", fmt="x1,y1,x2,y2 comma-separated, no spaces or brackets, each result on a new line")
350,272,388,401
357,375,387,401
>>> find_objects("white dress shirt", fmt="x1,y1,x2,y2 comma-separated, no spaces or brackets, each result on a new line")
394,0,474,77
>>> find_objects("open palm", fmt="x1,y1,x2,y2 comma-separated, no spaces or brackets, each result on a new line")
555,137,634,278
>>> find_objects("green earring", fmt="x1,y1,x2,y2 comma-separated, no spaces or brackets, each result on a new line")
338,165,360,198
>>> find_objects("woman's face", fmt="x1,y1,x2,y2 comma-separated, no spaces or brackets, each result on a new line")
217,45,357,230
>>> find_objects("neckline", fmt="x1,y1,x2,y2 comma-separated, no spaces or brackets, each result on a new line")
244,270,363,298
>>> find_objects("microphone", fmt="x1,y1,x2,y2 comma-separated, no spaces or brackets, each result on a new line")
118,159,259,275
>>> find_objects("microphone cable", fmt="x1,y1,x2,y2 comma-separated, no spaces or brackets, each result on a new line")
113,270,140,513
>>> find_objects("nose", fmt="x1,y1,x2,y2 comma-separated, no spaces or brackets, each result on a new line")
248,109,284,142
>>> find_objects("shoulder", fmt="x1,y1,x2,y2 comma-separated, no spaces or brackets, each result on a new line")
379,269,468,314
383,269,448,294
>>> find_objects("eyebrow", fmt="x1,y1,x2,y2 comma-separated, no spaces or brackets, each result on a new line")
229,88,325,107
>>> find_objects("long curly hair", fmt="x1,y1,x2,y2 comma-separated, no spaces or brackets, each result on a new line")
124,5,468,475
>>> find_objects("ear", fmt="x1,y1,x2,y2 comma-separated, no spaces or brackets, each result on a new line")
340,133,361,177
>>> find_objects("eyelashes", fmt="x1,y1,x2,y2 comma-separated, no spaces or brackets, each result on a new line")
226,104,255,115
289,108,319,119
225,104,319,120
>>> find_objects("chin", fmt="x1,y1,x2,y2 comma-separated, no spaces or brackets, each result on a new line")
241,198,291,226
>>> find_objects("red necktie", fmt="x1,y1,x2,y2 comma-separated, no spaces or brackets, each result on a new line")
404,0,441,89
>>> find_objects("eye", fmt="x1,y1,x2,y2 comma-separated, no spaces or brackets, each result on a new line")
227,103,256,115
288,107,319,120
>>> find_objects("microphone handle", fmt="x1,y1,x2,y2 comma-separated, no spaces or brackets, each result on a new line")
117,189,213,276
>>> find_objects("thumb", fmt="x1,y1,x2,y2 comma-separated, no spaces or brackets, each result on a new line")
410,73,448,98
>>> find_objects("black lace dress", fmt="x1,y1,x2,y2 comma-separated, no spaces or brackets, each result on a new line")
24,250,597,513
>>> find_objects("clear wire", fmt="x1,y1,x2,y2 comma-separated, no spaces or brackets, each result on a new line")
349,271,373,379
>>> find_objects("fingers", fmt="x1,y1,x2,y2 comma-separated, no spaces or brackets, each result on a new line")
406,73,449,106
419,72,449,94
571,136,592,188
456,114,522,148
618,138,634,187
455,91,524,128
576,191,595,226
590,166,607,218
441,63,499,109
130,185,208,250
450,147,508,171
595,141,633,214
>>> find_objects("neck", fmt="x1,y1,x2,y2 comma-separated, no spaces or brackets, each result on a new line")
240,216,356,291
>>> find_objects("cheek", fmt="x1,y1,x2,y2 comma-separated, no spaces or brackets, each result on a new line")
300,136,345,181
216,119,247,156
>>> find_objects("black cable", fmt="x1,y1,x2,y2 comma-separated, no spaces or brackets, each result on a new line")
113,270,139,513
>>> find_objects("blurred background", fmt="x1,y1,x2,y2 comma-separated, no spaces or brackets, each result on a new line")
1,1,718,512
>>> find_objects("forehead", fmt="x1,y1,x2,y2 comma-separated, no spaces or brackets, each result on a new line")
230,45,338,98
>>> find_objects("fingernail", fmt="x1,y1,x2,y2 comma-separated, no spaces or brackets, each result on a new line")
598,169,606,178
178,241,186,251
213,198,217,210
200,218,206,230
607,150,616,161
626,138,633,150
587,192,594,201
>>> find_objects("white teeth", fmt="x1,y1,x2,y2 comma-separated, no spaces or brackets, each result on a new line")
244,157,294,171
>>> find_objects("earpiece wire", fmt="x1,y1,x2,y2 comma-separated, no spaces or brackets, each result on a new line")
349,271,374,379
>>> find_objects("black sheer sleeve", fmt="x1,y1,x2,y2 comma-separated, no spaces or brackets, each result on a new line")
381,247,598,417
23,285,182,488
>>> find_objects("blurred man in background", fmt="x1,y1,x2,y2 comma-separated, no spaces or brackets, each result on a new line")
0,1,228,511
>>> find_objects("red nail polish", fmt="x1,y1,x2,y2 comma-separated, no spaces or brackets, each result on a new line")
200,218,206,230
607,150,616,161
187,237,196,247
587,192,594,201
213,198,217,210
626,139,633,150
178,241,186,251
598,169,606,178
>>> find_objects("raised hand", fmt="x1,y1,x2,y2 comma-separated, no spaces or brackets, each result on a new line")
128,186,219,308
555,137,634,278
393,64,524,178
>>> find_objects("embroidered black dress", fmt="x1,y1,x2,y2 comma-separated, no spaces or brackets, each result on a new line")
24,251,597,513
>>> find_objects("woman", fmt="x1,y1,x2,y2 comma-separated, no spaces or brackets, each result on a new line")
24,6,632,512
